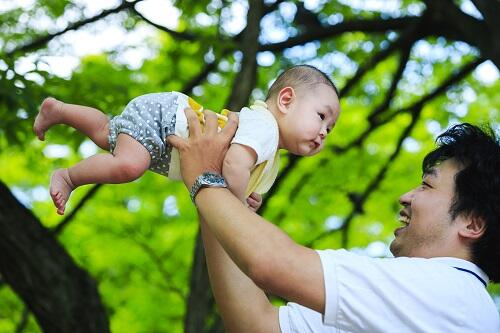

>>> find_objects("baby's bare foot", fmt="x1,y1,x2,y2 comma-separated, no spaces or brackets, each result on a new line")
50,169,74,215
34,97,63,141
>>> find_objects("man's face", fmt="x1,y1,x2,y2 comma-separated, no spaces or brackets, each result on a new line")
390,159,463,258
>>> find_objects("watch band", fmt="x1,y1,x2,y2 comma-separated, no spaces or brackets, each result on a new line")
190,172,228,203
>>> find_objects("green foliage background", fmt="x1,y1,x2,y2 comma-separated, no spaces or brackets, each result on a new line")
0,0,498,331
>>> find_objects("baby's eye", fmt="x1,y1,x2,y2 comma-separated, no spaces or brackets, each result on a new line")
318,113,325,120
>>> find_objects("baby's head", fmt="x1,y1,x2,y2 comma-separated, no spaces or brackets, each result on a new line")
265,65,340,156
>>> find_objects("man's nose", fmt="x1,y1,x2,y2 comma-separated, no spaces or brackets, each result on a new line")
399,188,415,206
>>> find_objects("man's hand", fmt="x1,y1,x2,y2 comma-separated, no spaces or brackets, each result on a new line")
167,108,238,189
246,192,262,212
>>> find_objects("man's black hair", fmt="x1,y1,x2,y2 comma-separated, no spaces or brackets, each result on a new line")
423,123,500,282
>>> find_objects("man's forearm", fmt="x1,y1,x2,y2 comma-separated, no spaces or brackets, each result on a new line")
196,187,290,281
200,217,279,333
195,187,326,313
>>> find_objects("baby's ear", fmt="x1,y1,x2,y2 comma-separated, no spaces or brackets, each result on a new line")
277,87,295,114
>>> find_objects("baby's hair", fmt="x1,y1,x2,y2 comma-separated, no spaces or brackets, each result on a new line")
266,65,339,101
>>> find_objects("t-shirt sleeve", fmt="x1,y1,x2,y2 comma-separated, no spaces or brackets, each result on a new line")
315,249,472,332
318,249,404,330
279,302,334,333
231,107,279,165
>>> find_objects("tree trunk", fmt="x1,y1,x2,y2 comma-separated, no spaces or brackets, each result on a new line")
184,230,212,333
226,0,264,111
0,181,109,333
183,1,265,330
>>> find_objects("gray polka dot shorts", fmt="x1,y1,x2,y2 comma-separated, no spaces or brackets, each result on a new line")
108,92,178,176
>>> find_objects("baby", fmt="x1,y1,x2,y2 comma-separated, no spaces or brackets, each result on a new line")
34,65,340,215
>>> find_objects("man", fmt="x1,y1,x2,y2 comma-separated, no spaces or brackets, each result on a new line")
168,110,499,332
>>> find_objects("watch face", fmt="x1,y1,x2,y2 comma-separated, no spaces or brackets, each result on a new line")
202,172,225,185
190,172,227,202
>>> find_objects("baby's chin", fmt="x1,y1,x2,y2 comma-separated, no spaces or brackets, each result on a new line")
297,147,323,157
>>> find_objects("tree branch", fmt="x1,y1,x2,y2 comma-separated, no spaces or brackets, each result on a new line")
133,238,185,297
51,184,102,235
129,6,197,41
333,57,484,153
308,106,421,248
181,49,231,95
258,154,300,215
340,21,422,97
263,0,287,16
259,16,420,52
14,306,30,333
367,43,413,124
469,0,500,29
0,181,110,332
422,0,499,68
380,57,484,121
225,0,264,110
5,0,144,57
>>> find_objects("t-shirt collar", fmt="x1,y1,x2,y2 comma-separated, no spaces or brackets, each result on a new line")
429,257,489,285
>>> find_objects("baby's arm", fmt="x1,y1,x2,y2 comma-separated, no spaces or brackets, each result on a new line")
222,143,257,202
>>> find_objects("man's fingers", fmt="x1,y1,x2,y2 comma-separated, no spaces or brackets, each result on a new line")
204,110,218,135
166,134,186,150
185,107,202,139
221,111,238,140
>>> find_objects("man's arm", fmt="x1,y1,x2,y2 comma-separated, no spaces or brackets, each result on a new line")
223,143,257,201
196,187,326,313
200,215,280,333
167,109,326,313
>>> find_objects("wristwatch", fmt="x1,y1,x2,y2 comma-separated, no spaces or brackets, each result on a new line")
190,172,228,203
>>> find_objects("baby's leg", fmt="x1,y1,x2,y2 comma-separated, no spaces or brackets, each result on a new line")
51,134,151,215
34,97,110,150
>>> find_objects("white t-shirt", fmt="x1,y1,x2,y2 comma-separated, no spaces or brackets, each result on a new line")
279,250,499,333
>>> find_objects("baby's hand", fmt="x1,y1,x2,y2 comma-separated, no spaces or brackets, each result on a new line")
246,192,262,212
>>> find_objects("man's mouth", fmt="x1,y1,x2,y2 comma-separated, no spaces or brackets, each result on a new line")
395,211,410,236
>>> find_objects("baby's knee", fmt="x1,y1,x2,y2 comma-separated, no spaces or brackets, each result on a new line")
114,159,148,181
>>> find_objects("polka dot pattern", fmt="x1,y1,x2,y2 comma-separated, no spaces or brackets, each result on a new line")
108,92,178,176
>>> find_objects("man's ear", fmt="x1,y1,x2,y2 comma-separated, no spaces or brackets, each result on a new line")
458,215,486,240
277,87,295,114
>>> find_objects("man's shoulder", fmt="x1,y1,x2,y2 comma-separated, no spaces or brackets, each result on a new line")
318,250,498,331
317,250,486,284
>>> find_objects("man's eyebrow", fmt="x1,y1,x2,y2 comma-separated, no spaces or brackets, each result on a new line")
423,168,438,178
